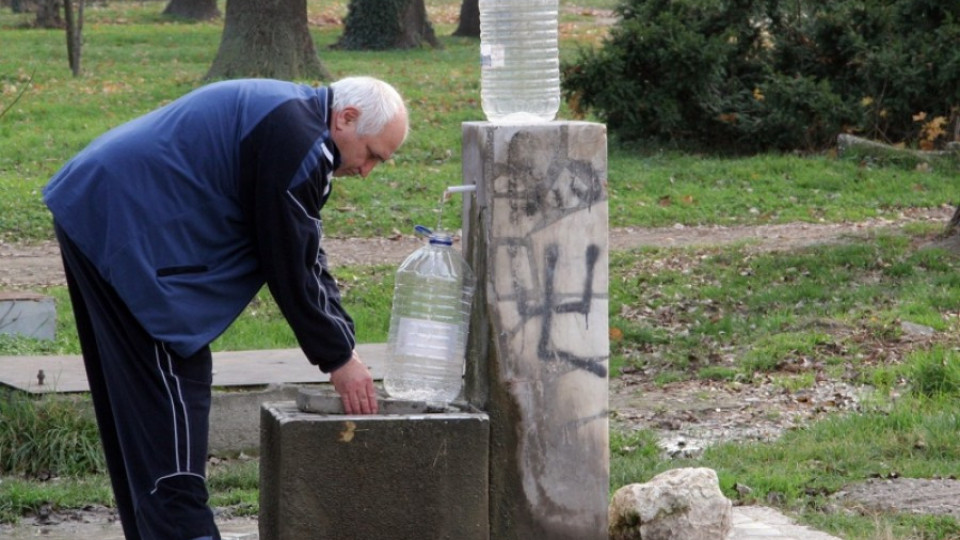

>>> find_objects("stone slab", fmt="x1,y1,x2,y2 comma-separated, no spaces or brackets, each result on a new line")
296,387,473,415
0,343,389,394
259,401,489,540
0,291,48,301
0,292,55,340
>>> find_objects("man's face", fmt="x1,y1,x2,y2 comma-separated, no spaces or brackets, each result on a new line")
330,106,407,178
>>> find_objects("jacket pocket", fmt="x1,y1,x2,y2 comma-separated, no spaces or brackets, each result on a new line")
156,265,209,277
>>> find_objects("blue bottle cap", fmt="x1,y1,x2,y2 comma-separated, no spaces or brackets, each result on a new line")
414,225,453,246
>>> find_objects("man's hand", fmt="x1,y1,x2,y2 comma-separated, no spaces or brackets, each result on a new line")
329,351,379,414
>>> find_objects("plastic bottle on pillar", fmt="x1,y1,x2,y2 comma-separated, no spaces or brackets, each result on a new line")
384,226,476,404
479,0,560,123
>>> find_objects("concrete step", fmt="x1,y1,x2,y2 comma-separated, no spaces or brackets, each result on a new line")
0,291,55,341
0,344,389,394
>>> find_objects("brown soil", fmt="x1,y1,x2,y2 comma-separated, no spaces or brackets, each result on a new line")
2,205,959,529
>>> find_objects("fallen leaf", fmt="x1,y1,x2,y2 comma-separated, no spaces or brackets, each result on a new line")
338,420,356,443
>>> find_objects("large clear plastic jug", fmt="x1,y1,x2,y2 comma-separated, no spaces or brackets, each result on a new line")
383,226,476,404
479,0,560,123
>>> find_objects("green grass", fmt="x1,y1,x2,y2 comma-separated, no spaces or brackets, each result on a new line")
0,474,113,523
209,263,395,352
608,150,960,229
610,230,960,380
0,391,104,477
207,457,260,516
908,346,960,399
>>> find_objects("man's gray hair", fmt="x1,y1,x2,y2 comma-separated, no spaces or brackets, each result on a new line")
330,76,408,138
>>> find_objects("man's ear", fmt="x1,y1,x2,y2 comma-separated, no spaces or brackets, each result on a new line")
335,106,361,131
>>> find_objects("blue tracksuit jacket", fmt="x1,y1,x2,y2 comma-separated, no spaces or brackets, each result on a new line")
43,79,357,372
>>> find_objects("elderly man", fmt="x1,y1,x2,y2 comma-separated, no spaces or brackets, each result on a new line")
43,76,408,540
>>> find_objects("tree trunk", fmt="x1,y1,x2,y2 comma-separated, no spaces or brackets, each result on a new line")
336,0,440,50
206,0,330,81
944,205,960,238
63,0,83,76
163,0,220,20
924,203,960,256
452,0,479,38
34,0,62,28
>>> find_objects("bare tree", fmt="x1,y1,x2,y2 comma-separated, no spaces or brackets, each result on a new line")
63,0,83,76
163,0,220,20
336,0,440,50
206,0,330,81
452,0,479,38
943,205,960,237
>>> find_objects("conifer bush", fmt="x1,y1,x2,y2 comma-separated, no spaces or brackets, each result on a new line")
562,0,960,152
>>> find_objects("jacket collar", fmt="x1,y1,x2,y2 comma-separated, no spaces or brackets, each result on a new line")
319,86,341,173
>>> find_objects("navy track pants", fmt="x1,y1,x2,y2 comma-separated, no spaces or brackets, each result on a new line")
56,224,221,540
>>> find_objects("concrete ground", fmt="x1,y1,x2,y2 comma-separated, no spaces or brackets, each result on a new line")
0,349,841,540
732,506,842,539
0,507,842,539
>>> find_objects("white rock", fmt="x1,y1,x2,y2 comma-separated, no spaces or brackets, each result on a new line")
609,467,733,540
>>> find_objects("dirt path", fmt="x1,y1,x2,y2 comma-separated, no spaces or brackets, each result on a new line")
1,206,952,289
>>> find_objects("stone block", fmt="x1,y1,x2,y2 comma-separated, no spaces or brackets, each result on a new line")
259,396,490,540
208,384,302,455
0,291,55,340
296,387,472,415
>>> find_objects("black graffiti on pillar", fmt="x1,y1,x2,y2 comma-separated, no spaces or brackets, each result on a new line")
535,243,607,378
501,128,605,225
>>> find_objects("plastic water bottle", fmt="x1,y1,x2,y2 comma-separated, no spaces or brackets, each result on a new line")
479,0,560,123
383,226,476,404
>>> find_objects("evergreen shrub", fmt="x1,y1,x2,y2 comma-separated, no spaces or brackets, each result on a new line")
336,0,406,50
562,0,960,152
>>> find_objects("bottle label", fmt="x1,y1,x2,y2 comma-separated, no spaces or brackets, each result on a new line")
396,317,458,360
480,43,505,68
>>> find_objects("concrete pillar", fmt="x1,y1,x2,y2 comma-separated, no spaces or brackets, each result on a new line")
461,121,610,539
259,392,490,540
